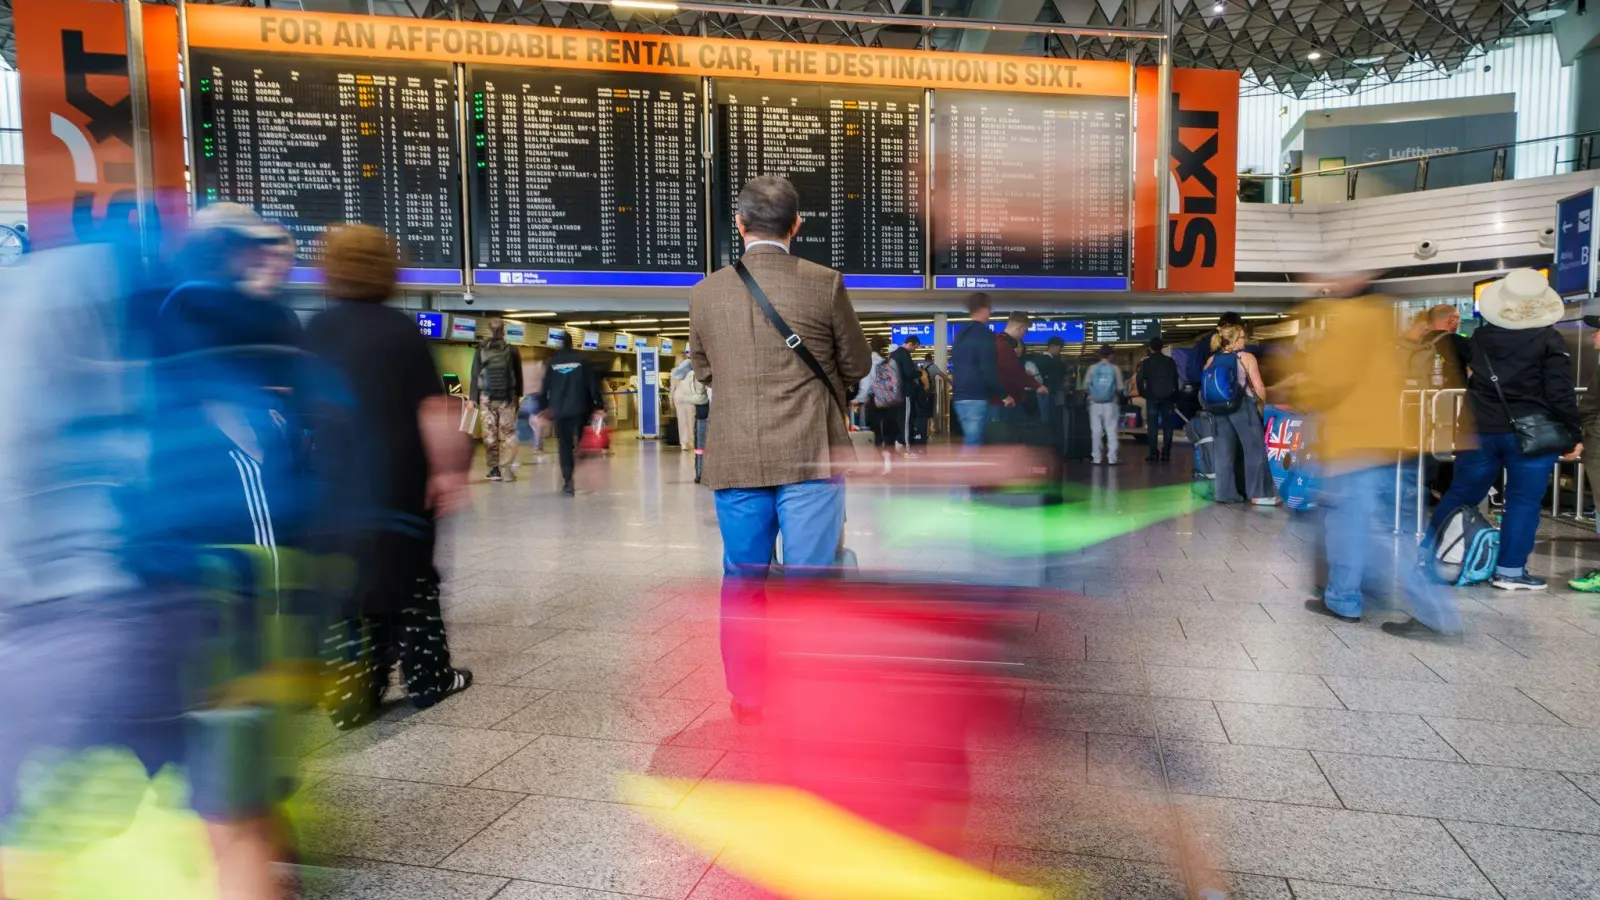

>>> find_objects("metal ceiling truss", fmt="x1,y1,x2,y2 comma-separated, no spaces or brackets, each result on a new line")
0,0,1564,97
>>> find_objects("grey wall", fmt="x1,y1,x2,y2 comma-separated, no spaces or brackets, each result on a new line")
1303,111,1519,198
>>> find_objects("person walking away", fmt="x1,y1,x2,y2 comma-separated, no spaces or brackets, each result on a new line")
1085,345,1125,465
866,336,905,471
1030,337,1069,449
303,225,474,727
890,335,925,452
688,174,871,724
1202,324,1276,504
951,293,1005,448
1571,316,1600,589
539,330,605,496
1137,338,1181,461
471,319,523,482
1426,269,1580,593
519,356,548,464
671,356,707,451
855,341,884,431
994,312,1043,429
1292,287,1461,637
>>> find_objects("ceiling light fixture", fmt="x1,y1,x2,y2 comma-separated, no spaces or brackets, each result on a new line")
1352,54,1385,65
1211,2,1224,13
1527,8,1566,21
1306,51,1322,61
505,311,558,318
611,0,681,11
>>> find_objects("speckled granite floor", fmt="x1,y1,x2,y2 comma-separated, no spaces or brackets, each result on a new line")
294,440,1600,900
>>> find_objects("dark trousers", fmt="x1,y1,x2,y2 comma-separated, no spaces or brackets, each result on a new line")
1146,401,1175,458
554,414,587,482
1429,431,1559,575
869,402,905,449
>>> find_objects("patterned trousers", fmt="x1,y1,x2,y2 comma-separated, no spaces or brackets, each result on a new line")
481,399,518,468
323,570,458,730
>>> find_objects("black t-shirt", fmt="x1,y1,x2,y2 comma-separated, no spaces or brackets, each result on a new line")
303,303,441,520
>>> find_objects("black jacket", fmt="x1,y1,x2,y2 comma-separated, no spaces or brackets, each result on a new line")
539,348,603,420
951,322,1002,402
1466,323,1580,438
1137,353,1181,402
889,345,921,399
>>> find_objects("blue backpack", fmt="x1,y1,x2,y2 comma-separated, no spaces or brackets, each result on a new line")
1428,505,1499,586
1200,351,1243,414
1087,363,1119,403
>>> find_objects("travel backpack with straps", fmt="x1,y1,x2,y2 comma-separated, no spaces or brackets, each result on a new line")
870,357,903,407
1200,351,1244,414
477,340,514,400
1427,504,1499,586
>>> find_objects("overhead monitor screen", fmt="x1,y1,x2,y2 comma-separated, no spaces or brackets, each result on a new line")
714,80,925,290
189,50,463,286
932,90,1130,291
469,67,705,288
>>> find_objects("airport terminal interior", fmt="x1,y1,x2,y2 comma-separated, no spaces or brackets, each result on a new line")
4,0,1600,899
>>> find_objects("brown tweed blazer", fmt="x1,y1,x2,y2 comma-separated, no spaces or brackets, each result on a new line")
688,243,872,490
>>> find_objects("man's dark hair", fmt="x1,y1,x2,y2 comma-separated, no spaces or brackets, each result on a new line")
1149,338,1165,353
1047,336,1065,348
903,335,921,349
1219,311,1244,327
736,175,800,239
1098,344,1115,359
965,292,992,315
556,329,573,350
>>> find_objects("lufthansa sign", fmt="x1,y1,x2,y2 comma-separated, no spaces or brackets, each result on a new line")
187,6,1131,97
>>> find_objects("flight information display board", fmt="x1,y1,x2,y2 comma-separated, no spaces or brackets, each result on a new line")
933,91,1130,291
190,50,463,286
1127,317,1161,341
469,67,704,288
715,80,925,290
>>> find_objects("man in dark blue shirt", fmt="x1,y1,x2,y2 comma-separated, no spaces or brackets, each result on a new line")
951,293,1007,447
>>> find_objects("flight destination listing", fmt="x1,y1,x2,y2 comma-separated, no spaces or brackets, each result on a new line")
470,67,704,288
716,80,925,289
934,91,1130,291
190,50,462,285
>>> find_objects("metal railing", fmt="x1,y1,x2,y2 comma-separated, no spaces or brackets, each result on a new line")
1394,387,1592,537
1242,129,1598,205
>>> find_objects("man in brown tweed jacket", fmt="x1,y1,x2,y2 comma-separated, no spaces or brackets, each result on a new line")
688,175,871,725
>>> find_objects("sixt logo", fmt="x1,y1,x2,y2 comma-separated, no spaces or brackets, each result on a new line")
1168,91,1220,270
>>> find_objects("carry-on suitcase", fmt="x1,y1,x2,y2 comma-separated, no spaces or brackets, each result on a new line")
1062,403,1092,461
1185,411,1217,499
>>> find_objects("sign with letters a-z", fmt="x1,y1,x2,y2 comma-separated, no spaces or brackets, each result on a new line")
1132,67,1240,293
15,0,187,251
1553,189,1595,298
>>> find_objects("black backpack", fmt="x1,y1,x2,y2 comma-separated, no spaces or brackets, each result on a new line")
478,341,514,400
1141,354,1180,402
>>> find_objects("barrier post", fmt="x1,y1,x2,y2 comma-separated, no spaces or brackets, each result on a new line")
1415,389,1427,537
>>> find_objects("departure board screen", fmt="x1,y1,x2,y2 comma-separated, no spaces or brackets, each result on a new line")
715,81,925,290
190,50,463,286
933,91,1130,291
469,67,704,288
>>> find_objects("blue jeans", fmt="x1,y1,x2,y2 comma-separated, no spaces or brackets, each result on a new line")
1429,432,1558,576
954,399,989,448
714,478,846,708
1322,464,1460,633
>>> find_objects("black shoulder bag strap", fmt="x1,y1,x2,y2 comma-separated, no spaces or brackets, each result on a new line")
733,259,842,412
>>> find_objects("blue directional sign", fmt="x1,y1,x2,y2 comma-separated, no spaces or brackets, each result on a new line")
1554,189,1595,297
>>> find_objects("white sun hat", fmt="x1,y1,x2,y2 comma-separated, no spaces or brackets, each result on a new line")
1478,268,1563,330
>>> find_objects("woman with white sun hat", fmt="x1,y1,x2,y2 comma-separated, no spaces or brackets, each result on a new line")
1411,269,1580,609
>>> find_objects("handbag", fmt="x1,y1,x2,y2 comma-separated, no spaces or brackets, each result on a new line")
1475,342,1575,457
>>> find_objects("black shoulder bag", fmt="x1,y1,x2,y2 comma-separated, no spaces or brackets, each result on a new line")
1475,335,1575,457
733,260,844,416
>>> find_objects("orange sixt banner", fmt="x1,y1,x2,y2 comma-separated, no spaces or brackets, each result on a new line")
1133,66,1239,293
14,0,188,252
186,5,1131,97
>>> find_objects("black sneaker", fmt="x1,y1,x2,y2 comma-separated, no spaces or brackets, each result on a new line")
1303,597,1360,623
1491,573,1547,591
487,467,502,482
1381,618,1463,644
562,479,576,495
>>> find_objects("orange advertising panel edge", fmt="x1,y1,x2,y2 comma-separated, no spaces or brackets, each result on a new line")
186,5,1131,98
1133,67,1239,293
15,0,187,252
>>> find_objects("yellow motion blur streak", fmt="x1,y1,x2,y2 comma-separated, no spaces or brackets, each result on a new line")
624,775,1044,900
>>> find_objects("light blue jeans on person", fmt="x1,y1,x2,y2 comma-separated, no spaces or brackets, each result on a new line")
954,399,989,448
1321,463,1461,633
714,477,846,708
